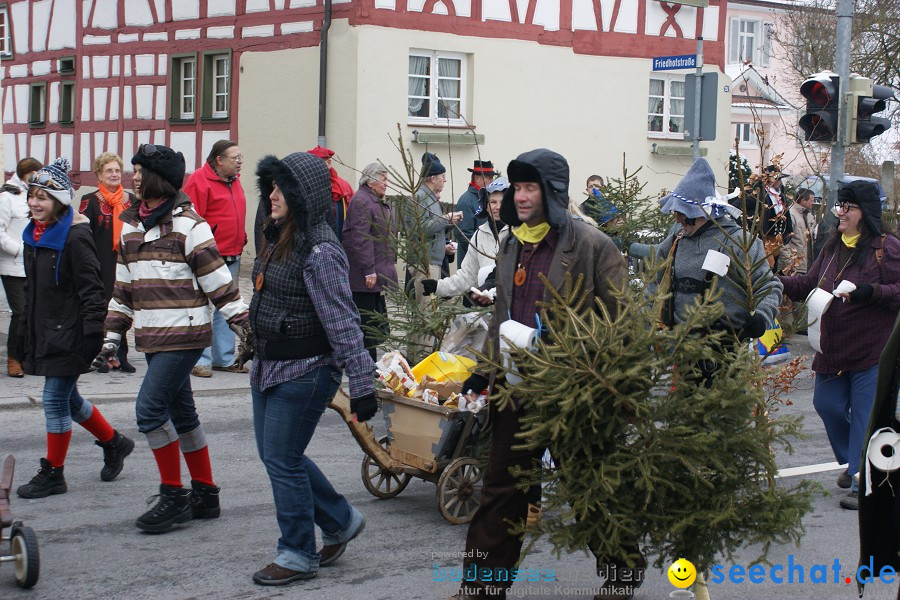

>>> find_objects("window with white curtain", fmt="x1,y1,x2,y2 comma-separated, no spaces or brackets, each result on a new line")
728,18,771,66
735,123,759,148
408,50,467,126
647,75,685,139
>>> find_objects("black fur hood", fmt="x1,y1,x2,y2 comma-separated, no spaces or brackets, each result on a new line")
256,152,338,257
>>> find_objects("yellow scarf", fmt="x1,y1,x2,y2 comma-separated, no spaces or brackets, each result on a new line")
512,222,551,244
842,232,861,248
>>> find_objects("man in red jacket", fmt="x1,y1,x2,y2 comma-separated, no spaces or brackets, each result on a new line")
182,139,247,377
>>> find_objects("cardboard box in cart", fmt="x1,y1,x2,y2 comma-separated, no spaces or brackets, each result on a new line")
378,391,469,473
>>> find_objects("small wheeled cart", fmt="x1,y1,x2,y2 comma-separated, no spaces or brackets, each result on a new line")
330,389,487,524
0,454,40,588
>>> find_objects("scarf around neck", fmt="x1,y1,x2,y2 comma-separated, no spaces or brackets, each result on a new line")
98,183,126,251
512,221,551,245
842,232,861,248
23,207,74,285
138,196,176,231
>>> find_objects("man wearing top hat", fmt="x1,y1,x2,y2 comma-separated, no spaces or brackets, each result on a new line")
456,160,497,266
736,164,793,271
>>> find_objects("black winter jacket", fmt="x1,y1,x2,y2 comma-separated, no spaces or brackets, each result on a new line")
22,213,107,376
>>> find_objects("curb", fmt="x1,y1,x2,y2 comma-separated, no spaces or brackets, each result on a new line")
0,386,250,411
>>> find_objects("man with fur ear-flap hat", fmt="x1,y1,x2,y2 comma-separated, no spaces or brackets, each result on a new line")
633,157,782,372
450,148,627,600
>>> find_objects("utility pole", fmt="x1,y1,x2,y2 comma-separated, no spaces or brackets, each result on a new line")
692,37,704,162
827,0,854,211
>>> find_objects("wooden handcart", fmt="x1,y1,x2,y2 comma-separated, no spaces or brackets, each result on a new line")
329,389,486,524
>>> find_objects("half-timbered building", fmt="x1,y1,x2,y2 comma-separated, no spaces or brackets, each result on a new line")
1,0,732,251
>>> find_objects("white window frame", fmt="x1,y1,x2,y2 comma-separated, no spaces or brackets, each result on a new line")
179,57,196,120
647,75,686,140
408,50,467,126
0,5,11,59
728,17,771,67
735,123,759,148
211,54,229,119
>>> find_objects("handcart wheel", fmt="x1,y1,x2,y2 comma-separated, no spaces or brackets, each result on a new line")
11,525,39,588
361,436,411,499
436,457,483,525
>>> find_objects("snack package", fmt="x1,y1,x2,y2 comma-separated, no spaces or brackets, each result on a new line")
376,351,417,397
419,374,463,400
446,391,487,413
422,389,440,405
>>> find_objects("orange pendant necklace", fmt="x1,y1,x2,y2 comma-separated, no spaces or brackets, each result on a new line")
514,266,526,286
514,242,540,287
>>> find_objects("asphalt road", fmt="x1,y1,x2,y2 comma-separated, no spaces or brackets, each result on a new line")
2,348,900,600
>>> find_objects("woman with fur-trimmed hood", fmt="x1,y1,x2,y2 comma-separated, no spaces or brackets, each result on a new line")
249,152,375,587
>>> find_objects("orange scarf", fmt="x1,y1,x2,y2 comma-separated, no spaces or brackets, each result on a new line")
98,183,125,251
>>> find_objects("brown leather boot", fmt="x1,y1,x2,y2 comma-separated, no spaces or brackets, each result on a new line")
7,357,24,377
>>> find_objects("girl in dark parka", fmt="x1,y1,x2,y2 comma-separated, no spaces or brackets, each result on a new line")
17,158,134,499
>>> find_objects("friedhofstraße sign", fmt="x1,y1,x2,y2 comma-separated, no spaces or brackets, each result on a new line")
652,55,697,71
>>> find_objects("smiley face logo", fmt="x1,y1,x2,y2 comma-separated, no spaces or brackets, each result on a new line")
667,558,697,588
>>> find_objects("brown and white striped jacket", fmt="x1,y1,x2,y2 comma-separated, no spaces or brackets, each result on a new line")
104,192,248,352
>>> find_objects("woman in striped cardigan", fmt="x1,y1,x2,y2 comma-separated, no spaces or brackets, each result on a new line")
96,144,250,533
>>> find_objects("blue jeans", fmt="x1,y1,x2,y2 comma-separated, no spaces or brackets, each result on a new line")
42,375,95,433
814,365,879,490
136,349,204,448
252,366,364,573
197,258,240,368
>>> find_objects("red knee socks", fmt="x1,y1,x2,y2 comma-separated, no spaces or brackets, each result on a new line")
46,431,72,467
152,441,182,488
183,446,214,486
79,406,115,443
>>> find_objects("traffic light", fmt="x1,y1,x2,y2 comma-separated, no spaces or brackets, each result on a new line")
847,76,894,144
799,72,840,142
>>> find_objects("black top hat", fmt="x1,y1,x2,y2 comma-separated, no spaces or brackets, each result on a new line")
764,165,790,179
468,160,498,176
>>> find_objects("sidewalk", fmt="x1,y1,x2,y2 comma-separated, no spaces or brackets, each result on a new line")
0,262,257,410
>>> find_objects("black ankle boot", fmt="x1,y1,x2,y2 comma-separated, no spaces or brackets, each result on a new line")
17,458,67,499
190,480,221,519
96,431,135,482
135,484,193,533
118,361,137,373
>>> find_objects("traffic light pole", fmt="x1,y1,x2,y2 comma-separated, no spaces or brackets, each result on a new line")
827,0,854,212
692,37,703,162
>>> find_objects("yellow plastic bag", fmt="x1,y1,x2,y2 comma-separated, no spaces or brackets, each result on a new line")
411,352,476,384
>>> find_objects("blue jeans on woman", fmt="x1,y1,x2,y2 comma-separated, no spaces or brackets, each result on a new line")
814,365,879,491
42,375,95,433
252,366,364,573
196,258,240,368
136,349,204,443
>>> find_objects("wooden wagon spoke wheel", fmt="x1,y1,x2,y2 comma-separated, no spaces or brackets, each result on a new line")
436,457,483,525
361,435,411,499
